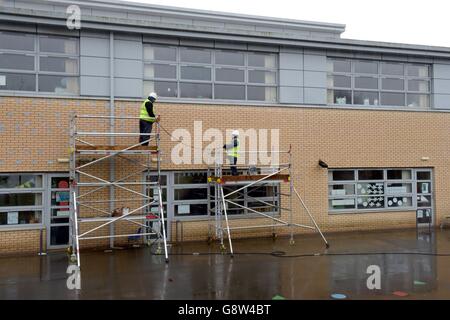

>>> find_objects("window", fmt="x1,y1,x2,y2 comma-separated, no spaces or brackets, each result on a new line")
328,169,417,212
0,31,79,94
0,174,44,226
143,44,278,102
173,171,208,217
327,58,430,108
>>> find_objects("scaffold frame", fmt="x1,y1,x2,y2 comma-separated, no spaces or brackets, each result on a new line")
69,114,168,269
207,148,329,255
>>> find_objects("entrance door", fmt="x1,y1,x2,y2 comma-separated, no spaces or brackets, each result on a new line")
46,174,70,248
415,169,434,226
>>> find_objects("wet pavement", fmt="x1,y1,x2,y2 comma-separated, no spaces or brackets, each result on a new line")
1,228,450,299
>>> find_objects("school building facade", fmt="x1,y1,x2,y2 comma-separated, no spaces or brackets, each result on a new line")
1,0,450,255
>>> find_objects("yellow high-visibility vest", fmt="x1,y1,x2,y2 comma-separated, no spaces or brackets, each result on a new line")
227,138,240,158
139,99,156,122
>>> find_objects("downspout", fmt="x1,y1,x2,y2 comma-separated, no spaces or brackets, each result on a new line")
109,31,115,248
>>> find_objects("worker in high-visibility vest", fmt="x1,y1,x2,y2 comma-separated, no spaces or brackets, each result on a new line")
223,130,240,176
139,92,159,146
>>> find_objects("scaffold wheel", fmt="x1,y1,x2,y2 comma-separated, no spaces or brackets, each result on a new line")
289,238,295,245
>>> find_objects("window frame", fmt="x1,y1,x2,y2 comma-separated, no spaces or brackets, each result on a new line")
327,57,431,109
328,168,422,214
143,44,278,103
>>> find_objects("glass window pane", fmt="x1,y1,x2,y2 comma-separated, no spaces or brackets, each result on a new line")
180,66,211,81
329,198,355,210
328,59,351,73
417,171,431,180
247,86,277,102
382,78,404,90
215,68,244,82
38,75,79,94
357,182,384,195
50,225,69,245
386,183,412,194
407,65,429,77
407,94,429,108
327,75,351,88
51,177,70,189
248,53,276,68
248,70,276,84
39,56,78,73
330,170,355,181
0,193,42,207
354,61,378,74
175,203,208,216
417,182,431,194
180,48,211,63
387,196,412,208
180,82,212,99
381,63,404,76
0,32,35,51
329,184,355,196
354,91,379,106
381,92,405,106
0,175,43,189
357,196,384,209
0,73,35,91
247,185,278,197
39,36,78,55
147,175,167,185
328,89,351,105
355,76,378,89
0,53,34,70
358,170,383,180
174,188,207,200
174,172,207,184
387,170,411,180
417,195,432,207
215,51,244,66
215,84,245,100
144,81,177,98
144,64,176,79
408,80,429,93
0,210,42,225
143,45,177,61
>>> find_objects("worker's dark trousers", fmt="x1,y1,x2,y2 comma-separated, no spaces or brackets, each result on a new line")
230,157,238,176
139,119,153,146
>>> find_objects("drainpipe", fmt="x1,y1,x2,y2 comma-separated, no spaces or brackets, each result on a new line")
109,31,115,248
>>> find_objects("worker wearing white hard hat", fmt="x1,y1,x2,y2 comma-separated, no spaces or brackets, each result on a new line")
139,92,159,146
223,130,240,176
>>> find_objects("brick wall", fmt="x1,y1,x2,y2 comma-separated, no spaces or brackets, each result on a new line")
0,96,448,254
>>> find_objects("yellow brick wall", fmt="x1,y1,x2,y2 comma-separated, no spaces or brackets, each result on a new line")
0,96,448,253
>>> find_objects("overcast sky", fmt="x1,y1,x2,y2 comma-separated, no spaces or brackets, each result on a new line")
127,0,450,47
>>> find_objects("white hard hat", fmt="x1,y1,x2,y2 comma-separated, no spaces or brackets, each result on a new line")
231,130,239,137
148,92,158,100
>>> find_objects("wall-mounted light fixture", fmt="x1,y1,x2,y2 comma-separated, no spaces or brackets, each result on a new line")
318,159,328,168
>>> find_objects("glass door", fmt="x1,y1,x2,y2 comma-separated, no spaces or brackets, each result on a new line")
144,172,171,240
46,174,70,248
415,169,433,226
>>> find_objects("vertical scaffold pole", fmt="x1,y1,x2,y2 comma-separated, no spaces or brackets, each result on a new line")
289,147,294,245
220,185,233,257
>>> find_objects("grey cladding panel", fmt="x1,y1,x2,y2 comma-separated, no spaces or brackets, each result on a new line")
115,59,143,79
280,86,303,104
433,64,450,79
304,71,326,88
304,54,327,72
279,53,303,70
280,70,303,87
433,79,450,94
80,57,109,77
114,40,142,60
81,76,109,96
115,78,143,98
304,87,327,105
433,94,450,109
81,37,109,57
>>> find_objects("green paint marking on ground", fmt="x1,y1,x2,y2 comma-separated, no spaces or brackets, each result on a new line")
272,294,286,300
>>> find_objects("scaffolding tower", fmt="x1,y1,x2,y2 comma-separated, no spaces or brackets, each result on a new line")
207,148,329,255
69,114,168,269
